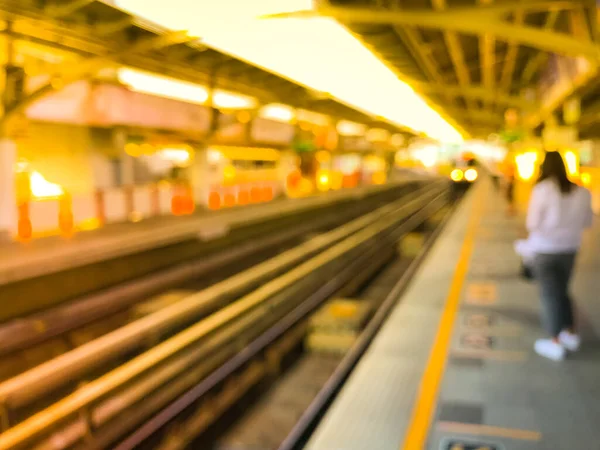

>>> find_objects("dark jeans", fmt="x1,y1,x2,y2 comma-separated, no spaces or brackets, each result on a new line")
532,252,577,337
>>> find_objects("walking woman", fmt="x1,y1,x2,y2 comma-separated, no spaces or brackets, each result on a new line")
527,151,593,361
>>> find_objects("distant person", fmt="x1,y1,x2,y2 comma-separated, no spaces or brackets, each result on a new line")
523,151,593,361
505,163,516,215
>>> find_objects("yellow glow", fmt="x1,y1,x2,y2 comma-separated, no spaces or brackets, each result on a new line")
158,148,192,166
464,168,478,182
372,171,386,184
207,149,223,164
209,146,280,161
78,217,102,231
30,171,64,199
391,134,405,147
581,172,591,186
298,109,329,126
316,169,330,191
117,68,257,109
564,150,578,176
315,150,331,163
125,143,142,157
259,103,296,123
140,143,155,155
450,169,463,182
114,0,463,142
515,152,537,181
337,120,366,136
366,128,390,143
223,165,236,180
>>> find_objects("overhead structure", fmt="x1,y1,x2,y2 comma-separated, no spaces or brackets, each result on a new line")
267,0,600,137
0,0,410,137
109,0,466,142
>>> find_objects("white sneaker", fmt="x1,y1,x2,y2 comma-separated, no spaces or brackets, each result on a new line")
534,339,566,361
558,331,581,352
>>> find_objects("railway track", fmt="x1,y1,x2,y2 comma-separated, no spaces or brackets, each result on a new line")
0,179,453,450
0,183,418,373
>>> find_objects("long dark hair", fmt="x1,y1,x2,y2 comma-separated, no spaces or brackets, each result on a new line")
538,151,575,194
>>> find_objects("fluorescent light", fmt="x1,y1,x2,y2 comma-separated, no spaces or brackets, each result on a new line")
117,68,257,109
259,103,296,123
213,91,257,109
337,120,366,136
297,109,329,126
114,0,463,142
30,171,64,198
118,68,209,104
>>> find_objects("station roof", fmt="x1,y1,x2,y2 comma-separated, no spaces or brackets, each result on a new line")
319,0,600,138
0,0,411,137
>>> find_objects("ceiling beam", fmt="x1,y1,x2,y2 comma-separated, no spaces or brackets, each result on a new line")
3,30,196,121
521,9,560,85
445,108,504,125
44,0,95,18
411,81,534,108
500,10,524,91
569,6,592,41
431,0,478,118
278,5,600,60
370,0,470,135
479,0,495,95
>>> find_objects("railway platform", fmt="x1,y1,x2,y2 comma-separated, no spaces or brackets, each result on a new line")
307,178,600,450
0,182,406,286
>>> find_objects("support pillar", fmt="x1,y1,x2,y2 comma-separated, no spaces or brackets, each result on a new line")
113,128,134,186
0,138,17,241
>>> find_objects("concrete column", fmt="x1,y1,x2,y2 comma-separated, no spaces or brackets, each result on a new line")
0,138,16,240
113,128,134,186
191,146,208,202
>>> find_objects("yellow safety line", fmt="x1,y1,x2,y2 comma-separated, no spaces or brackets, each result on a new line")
401,183,486,450
437,421,542,441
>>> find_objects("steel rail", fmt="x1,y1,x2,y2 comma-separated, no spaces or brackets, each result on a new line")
114,192,450,450
0,182,439,412
0,185,446,450
277,194,457,450
0,187,389,356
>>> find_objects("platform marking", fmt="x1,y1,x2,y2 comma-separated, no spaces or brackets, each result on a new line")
440,437,503,450
459,333,494,351
463,313,493,328
459,313,522,339
437,422,542,442
450,349,528,362
400,183,486,450
465,283,497,306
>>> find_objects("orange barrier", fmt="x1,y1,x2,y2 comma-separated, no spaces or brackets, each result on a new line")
171,184,195,216
250,187,262,203
95,190,106,226
17,203,32,241
58,195,74,237
261,186,274,202
224,190,236,208
208,191,221,210
238,189,249,205
14,179,281,241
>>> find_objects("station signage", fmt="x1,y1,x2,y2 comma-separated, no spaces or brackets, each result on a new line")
338,135,371,152
213,111,248,145
250,117,295,146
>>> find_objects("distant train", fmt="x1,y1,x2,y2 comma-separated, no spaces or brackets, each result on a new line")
449,156,478,185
